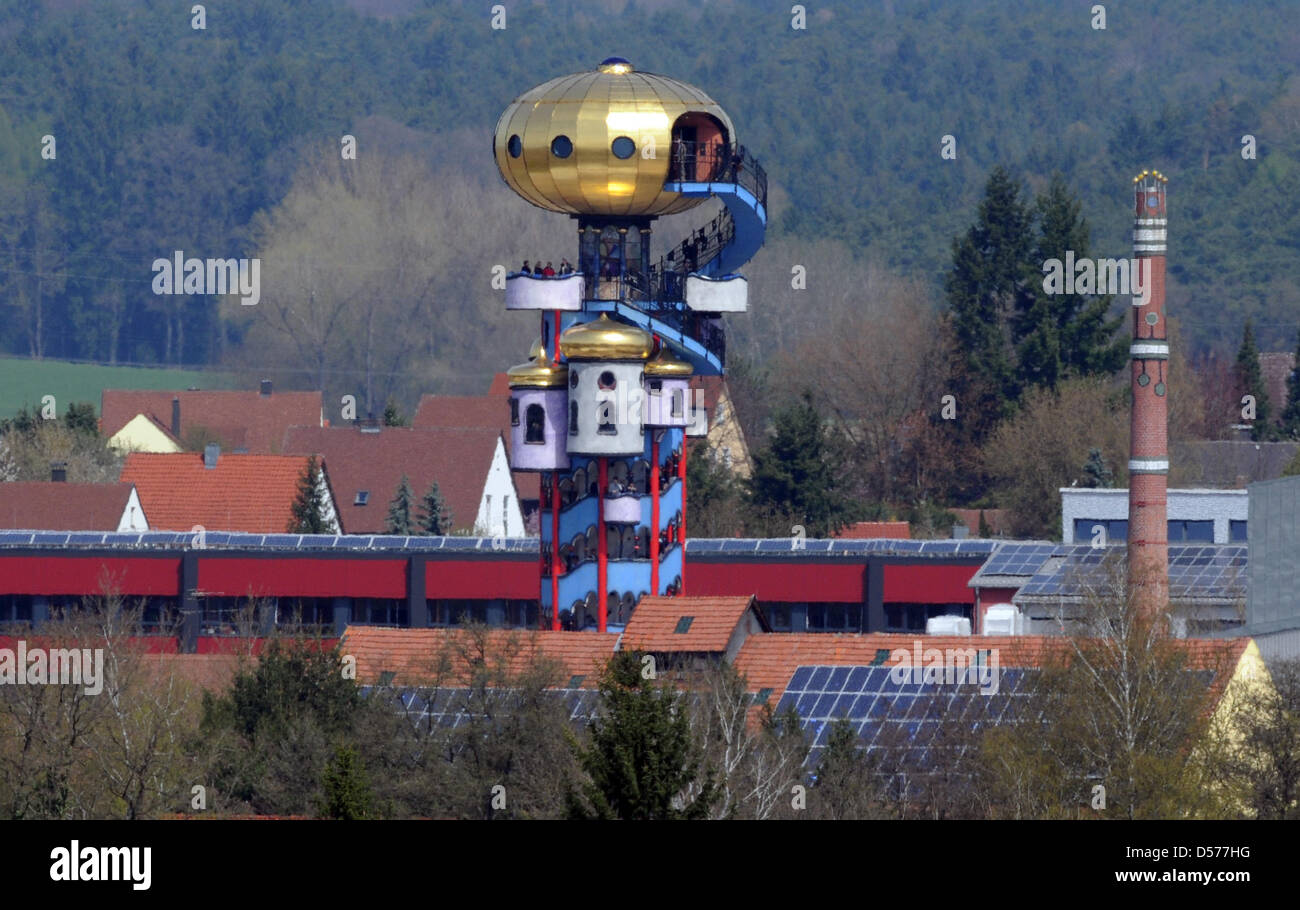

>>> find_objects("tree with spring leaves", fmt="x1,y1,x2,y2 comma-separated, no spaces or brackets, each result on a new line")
1280,329,1300,440
567,650,719,820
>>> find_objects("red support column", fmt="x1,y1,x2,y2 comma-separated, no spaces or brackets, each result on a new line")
597,457,608,632
678,437,687,595
650,434,660,594
550,473,561,630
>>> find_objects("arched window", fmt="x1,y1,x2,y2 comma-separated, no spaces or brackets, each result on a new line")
525,404,545,444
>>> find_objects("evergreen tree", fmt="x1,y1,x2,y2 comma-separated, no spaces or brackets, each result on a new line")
386,474,415,535
944,166,1035,439
318,745,374,820
62,402,98,436
418,481,452,535
746,392,850,536
568,651,719,820
1017,173,1126,389
1082,447,1114,488
1236,319,1273,441
288,455,337,533
1280,329,1300,439
810,717,892,819
382,399,408,427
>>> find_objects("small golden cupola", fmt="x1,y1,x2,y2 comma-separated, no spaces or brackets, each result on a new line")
559,314,654,362
644,343,694,378
506,339,568,389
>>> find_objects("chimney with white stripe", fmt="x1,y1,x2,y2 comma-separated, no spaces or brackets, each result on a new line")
1128,170,1169,618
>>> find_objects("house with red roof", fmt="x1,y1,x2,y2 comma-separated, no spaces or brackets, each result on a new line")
0,481,148,531
412,393,539,533
282,424,522,536
120,447,336,533
621,595,767,663
102,381,322,454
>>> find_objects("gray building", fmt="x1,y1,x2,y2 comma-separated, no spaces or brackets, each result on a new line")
1060,487,1248,545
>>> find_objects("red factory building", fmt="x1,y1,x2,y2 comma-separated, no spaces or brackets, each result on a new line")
0,533,993,652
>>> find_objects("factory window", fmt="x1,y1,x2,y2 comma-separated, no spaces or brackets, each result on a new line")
611,136,636,159
807,602,861,632
510,397,520,427
353,599,408,627
550,135,572,158
525,404,545,444
507,134,522,158
1168,520,1214,543
762,602,792,632
1074,518,1126,544
0,595,33,626
570,401,578,435
883,603,970,633
1230,520,1248,542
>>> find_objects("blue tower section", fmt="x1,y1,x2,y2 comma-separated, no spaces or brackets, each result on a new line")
494,58,766,632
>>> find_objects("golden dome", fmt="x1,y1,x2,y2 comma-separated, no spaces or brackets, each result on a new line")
644,344,694,378
507,343,568,389
560,314,654,361
494,59,736,216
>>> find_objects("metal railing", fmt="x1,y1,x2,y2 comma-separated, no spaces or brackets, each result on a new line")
666,139,768,211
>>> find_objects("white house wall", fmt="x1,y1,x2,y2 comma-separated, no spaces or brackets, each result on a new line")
476,438,525,537
1060,488,1247,544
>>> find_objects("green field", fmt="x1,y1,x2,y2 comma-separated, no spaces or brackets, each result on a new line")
0,356,232,419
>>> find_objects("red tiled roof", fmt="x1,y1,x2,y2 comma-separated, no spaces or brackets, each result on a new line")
101,388,321,454
621,596,757,653
120,452,313,533
0,482,139,531
340,626,618,686
486,373,512,396
141,653,242,691
411,394,534,502
834,521,911,539
733,633,1250,706
282,425,505,534
689,375,726,417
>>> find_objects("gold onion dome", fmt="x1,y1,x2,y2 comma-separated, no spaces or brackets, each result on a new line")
644,343,694,378
494,57,736,216
560,314,654,361
507,341,568,389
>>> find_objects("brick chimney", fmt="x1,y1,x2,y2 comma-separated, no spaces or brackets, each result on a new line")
1128,170,1170,618
260,379,272,398
171,396,181,437
50,461,67,482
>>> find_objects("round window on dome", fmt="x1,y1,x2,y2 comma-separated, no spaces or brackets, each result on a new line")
551,135,573,158
507,134,522,158
611,136,636,159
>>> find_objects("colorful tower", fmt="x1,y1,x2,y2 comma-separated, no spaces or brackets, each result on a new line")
494,57,766,632
1128,170,1170,616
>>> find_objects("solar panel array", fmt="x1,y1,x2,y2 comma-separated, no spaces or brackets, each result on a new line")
774,664,1033,768
688,538,998,558
977,542,1060,577
0,532,999,559
1017,544,1247,600
364,685,601,729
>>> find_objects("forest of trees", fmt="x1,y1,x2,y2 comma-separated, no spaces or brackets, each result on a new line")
2,0,1300,414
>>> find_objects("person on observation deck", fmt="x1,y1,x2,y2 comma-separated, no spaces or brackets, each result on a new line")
542,261,556,277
